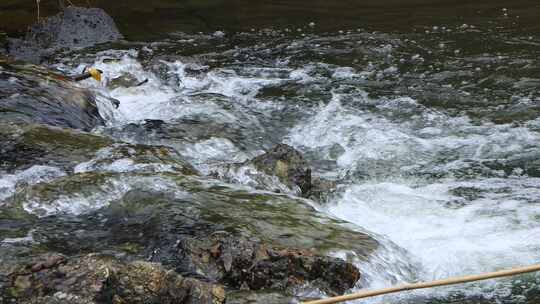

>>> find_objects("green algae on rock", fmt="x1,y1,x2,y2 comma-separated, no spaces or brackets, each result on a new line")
0,123,197,175
0,123,112,172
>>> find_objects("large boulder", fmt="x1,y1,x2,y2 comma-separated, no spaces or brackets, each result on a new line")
8,6,123,63
0,61,112,131
176,232,360,296
1,253,225,304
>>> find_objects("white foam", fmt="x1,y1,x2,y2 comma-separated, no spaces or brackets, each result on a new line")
22,177,130,217
213,164,297,195
324,177,540,303
1,229,35,245
287,93,540,173
73,146,177,174
287,91,540,298
0,166,66,203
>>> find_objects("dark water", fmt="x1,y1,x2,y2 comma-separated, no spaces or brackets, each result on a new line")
2,0,540,39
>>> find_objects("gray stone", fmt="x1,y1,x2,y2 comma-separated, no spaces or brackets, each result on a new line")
0,62,108,130
250,144,312,196
8,6,123,63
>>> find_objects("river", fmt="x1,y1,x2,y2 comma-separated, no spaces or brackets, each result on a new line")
1,1,540,303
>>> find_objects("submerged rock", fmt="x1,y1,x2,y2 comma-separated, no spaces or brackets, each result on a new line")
249,144,311,196
8,7,123,63
0,62,111,130
218,144,338,200
214,144,341,200
176,231,360,296
0,123,196,176
2,253,225,304
0,123,112,172
2,169,375,301
307,176,338,201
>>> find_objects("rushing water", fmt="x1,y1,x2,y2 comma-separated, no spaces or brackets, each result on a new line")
2,1,540,303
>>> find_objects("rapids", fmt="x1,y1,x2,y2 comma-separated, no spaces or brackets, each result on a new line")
2,4,540,303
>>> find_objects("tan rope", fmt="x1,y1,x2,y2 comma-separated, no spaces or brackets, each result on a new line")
301,263,540,304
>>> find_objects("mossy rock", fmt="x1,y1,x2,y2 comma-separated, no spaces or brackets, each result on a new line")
0,123,112,172
7,171,376,259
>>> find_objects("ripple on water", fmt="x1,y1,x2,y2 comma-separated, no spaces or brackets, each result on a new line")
42,24,540,302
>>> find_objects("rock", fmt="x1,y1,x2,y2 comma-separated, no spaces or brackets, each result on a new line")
176,232,360,296
249,144,312,196
2,253,225,304
212,144,337,199
0,62,112,130
72,143,198,176
9,171,377,256
0,123,197,175
306,176,338,201
226,290,294,304
0,123,112,172
108,73,141,89
8,7,123,63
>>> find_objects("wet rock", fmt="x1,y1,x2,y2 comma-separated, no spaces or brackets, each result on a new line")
249,144,312,196
8,7,123,63
0,123,112,172
0,123,197,176
176,232,360,296
102,117,275,168
0,62,110,130
73,143,198,176
307,176,338,201
2,253,225,304
107,73,141,89
213,147,338,199
6,169,377,261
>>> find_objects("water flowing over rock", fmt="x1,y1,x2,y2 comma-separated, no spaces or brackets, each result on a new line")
1,253,225,304
249,144,312,196
2,3,539,302
0,123,111,172
215,144,339,200
0,123,196,176
0,62,109,131
8,6,123,63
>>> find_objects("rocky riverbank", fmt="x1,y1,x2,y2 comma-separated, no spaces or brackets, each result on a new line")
3,1,539,303
0,7,377,303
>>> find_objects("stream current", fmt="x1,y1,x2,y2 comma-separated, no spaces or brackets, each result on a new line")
2,6,540,304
